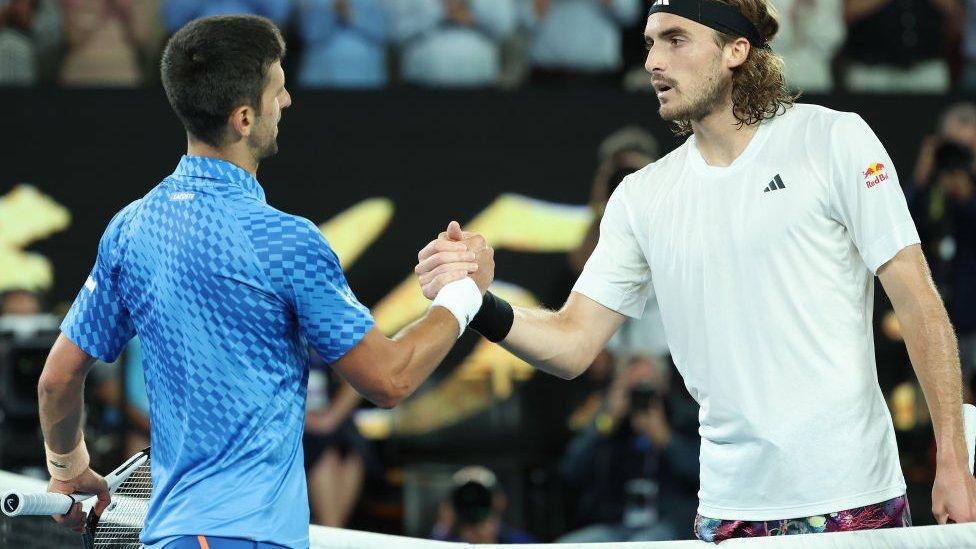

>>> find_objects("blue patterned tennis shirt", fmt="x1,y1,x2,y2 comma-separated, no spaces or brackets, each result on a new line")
61,156,374,548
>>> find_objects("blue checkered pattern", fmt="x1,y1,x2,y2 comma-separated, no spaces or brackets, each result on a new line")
62,156,374,549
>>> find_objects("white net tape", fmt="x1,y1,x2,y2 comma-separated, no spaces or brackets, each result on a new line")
3,469,975,548
305,523,976,548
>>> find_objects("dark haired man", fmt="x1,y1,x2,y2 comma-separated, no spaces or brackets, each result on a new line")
418,0,976,541
39,15,491,549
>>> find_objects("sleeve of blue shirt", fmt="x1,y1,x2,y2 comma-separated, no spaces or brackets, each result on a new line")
61,207,137,363
285,218,374,363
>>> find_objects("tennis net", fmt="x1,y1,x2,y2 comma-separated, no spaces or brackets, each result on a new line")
4,468,976,548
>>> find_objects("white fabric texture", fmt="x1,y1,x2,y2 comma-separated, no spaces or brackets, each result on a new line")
574,104,919,520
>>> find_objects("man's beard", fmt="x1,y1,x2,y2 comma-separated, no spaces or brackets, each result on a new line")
659,67,731,125
248,120,278,162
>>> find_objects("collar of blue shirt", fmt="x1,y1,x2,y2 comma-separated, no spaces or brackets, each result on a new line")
170,155,267,203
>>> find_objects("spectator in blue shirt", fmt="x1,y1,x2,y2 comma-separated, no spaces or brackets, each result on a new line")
391,0,516,87
297,0,390,88
521,0,641,85
163,0,292,32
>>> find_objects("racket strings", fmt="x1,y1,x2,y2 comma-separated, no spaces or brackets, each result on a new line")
91,460,151,548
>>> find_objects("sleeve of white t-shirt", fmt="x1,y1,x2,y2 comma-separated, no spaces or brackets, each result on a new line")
827,112,920,274
572,177,653,318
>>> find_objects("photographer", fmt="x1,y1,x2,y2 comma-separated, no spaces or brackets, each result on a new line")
557,356,699,542
430,466,536,544
909,136,976,386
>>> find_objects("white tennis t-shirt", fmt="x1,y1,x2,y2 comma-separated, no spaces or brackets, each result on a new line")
574,104,918,520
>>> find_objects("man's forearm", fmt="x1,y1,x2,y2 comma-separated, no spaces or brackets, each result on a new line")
38,335,95,453
384,307,465,402
899,306,968,465
501,306,598,380
39,368,88,453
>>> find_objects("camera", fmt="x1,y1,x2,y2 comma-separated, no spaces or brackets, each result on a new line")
932,140,974,180
628,384,660,414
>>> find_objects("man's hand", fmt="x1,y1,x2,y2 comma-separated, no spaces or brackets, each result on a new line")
48,468,110,533
416,221,493,299
932,462,976,524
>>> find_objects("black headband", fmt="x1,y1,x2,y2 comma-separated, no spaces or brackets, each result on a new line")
647,0,768,50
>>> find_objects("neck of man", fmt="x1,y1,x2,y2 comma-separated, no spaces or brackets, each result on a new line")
690,100,760,168
186,137,259,176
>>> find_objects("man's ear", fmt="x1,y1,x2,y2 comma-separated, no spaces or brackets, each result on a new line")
228,104,254,138
725,36,751,70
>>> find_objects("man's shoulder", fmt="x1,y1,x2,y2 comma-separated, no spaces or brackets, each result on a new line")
235,203,320,240
777,103,862,132
103,198,147,241
235,204,332,258
622,142,690,193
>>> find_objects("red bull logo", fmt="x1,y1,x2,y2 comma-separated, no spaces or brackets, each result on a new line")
863,162,888,188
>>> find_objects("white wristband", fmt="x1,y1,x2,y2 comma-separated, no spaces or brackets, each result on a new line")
431,277,483,338
45,439,90,481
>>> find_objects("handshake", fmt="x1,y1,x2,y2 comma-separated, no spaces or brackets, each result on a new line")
414,221,517,343
415,221,495,299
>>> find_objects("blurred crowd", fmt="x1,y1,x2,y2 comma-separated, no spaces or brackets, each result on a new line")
1,0,975,92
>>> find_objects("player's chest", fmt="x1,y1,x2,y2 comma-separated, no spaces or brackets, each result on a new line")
639,168,830,270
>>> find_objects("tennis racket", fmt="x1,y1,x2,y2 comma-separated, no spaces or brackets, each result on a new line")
2,447,151,549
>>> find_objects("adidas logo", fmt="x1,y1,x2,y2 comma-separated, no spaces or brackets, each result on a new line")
763,174,786,193
652,0,669,5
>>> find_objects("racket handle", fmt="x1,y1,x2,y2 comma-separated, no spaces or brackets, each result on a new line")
2,490,75,517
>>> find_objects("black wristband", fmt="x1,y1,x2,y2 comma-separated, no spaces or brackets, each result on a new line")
469,291,514,343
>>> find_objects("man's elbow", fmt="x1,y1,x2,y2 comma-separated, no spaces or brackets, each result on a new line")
37,370,74,401
559,339,602,380
359,374,412,409
367,385,407,409
547,355,592,381
559,362,589,381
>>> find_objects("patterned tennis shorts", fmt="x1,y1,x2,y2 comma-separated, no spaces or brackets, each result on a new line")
694,494,911,543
